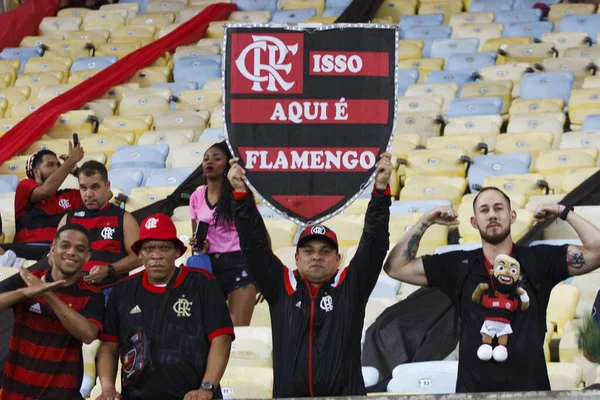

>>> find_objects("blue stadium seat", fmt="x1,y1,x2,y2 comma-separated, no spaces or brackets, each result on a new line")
325,0,351,10
494,9,541,25
110,144,169,170
173,57,221,89
145,167,195,187
560,15,600,44
0,174,19,191
430,38,479,63
582,115,600,131
271,9,317,23
322,8,344,17
513,0,560,10
388,361,458,394
403,26,452,58
399,14,444,36
426,71,478,88
119,0,148,14
468,153,532,192
0,47,45,75
152,82,198,110
469,0,513,13
519,72,574,105
397,69,419,96
108,169,144,195
177,54,221,65
0,180,13,195
503,22,554,41
446,97,503,118
445,52,496,72
389,200,452,215
198,128,226,142
71,56,118,73
233,0,278,12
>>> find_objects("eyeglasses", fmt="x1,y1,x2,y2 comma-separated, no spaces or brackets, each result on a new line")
140,245,176,254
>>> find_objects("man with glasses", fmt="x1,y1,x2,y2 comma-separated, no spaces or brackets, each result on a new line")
96,214,234,400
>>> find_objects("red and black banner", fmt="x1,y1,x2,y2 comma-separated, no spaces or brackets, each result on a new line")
224,25,398,225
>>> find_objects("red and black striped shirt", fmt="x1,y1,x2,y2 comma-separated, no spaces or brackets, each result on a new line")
0,268,104,400
14,179,83,244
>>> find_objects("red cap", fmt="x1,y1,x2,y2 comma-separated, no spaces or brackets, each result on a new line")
131,214,188,256
297,225,339,250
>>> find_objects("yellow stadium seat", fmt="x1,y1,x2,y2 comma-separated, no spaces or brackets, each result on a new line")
118,90,171,118
249,300,271,327
483,173,549,198
507,112,566,148
124,186,173,212
400,176,467,208
542,205,600,240
398,148,470,179
274,247,299,270
0,156,27,179
395,112,444,140
65,29,109,44
154,111,209,139
325,214,363,248
47,110,98,139
448,12,494,29
228,335,272,368
130,13,175,29
0,59,19,81
549,3,596,26
179,6,211,24
561,168,599,193
174,45,219,61
453,23,503,51
209,105,222,128
80,100,115,122
24,56,71,82
561,130,600,150
80,133,135,156
509,98,565,116
0,118,22,136
497,42,558,65
101,83,140,102
563,46,600,63
558,331,597,388
147,0,185,17
137,129,193,147
156,23,183,39
0,266,19,280
38,16,81,36
0,99,6,118
546,362,584,391
263,219,297,250
10,100,46,119
397,40,423,61
540,32,593,55
167,141,213,168
98,114,153,137
426,135,487,158
82,10,126,32
547,284,581,337
569,88,600,127
418,1,461,24
389,213,448,255
534,148,598,191
100,3,140,23
481,36,531,53
374,0,416,23
197,38,223,52
460,81,513,115
282,0,325,15
495,132,554,164
444,115,502,151
37,84,76,103
535,57,596,83
96,42,142,59
570,274,600,319
404,83,459,114
45,39,94,59
19,35,62,49
477,62,531,98
110,25,156,44
398,58,444,84
15,71,63,99
397,95,444,115
221,367,273,400
57,7,91,19
175,89,222,112
126,66,171,88
24,138,70,156
390,133,421,159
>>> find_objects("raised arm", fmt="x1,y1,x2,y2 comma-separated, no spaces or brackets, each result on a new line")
0,266,65,312
383,206,459,286
30,142,84,204
534,204,600,276
343,153,392,297
228,158,284,303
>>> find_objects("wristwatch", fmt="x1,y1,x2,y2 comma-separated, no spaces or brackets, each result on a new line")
201,381,215,393
559,206,574,221
107,264,115,278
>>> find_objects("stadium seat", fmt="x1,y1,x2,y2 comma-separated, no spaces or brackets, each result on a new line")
583,115,600,131
124,186,173,212
82,10,126,32
507,112,566,148
108,169,143,195
398,59,444,84
325,214,364,248
15,71,63,99
483,174,550,200
47,111,98,139
154,111,209,139
558,331,597,387
264,219,298,249
542,206,600,240
24,57,71,80
399,14,444,37
397,41,423,61
397,96,443,114
418,1,462,25
503,22,554,41
509,98,565,116
547,283,581,337
458,203,534,243
389,199,452,215
426,135,487,158
0,46,45,75
118,90,171,118
560,168,599,194
99,114,153,137
374,0,415,24
448,12,494,29
10,99,45,119
111,144,169,170
387,361,458,394
400,176,467,208
398,148,470,179
221,367,273,399
80,133,135,159
548,3,595,26
569,88,600,128
445,52,496,73
468,153,532,192
24,139,70,156
0,157,28,179
560,14,600,44
547,362,584,391
395,112,444,141
390,213,448,254
495,9,541,25
535,58,596,85
147,0,185,17
446,97,502,118
520,72,574,108
405,83,458,114
497,42,558,66
145,167,194,187
403,26,452,58
452,23,503,51
167,142,213,168
426,71,478,88
430,38,479,63
271,9,317,22
174,90,221,112
232,0,277,12
534,149,598,191
541,32,593,55
460,81,512,115
495,132,555,162
444,115,502,151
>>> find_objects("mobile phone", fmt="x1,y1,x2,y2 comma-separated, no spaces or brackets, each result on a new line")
73,133,79,147
195,221,209,244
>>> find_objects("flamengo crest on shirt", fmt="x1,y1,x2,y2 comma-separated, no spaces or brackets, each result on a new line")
224,24,398,225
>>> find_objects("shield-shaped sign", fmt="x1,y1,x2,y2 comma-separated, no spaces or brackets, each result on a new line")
224,24,398,226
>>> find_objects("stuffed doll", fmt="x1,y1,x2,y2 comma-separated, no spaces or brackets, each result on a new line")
471,254,530,362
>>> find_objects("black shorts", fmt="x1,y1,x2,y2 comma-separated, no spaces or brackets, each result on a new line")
209,251,255,296
0,243,49,261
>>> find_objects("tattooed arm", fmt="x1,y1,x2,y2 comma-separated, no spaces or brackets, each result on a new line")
384,206,459,286
534,204,600,276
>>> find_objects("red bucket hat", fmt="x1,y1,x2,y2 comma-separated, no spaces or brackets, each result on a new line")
131,214,188,256
297,225,339,250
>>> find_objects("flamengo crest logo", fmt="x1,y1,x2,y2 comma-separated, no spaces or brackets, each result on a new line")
224,25,398,225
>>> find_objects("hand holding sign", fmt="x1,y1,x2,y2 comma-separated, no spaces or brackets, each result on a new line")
228,157,248,193
374,152,393,191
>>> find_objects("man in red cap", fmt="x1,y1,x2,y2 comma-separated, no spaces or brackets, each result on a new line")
227,152,393,397
95,214,234,400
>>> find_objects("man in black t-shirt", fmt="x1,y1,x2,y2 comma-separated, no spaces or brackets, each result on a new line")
96,214,234,400
384,186,600,392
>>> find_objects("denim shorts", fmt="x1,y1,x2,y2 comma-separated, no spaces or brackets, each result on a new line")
209,251,255,296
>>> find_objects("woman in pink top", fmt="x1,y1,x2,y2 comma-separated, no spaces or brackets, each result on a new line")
189,141,256,326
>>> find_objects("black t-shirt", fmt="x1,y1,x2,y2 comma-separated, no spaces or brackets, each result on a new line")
100,266,234,400
423,244,569,393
